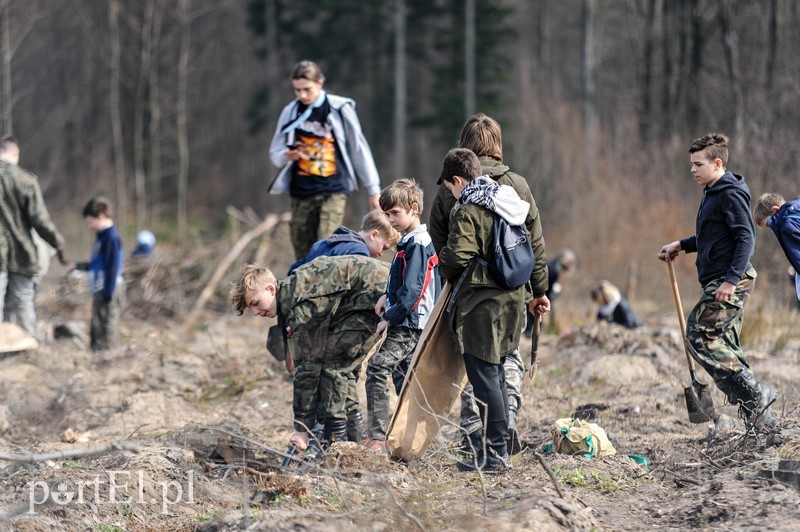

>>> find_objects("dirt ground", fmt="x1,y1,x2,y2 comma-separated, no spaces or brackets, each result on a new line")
1,256,799,531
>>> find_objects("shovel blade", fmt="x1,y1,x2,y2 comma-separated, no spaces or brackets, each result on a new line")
684,382,714,423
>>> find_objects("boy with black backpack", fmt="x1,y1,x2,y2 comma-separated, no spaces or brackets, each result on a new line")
438,148,548,474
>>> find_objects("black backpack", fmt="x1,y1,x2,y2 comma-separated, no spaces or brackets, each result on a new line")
486,214,535,290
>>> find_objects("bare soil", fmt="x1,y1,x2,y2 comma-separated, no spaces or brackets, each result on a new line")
1,257,799,531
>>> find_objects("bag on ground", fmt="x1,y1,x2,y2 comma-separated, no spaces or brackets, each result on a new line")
553,417,617,458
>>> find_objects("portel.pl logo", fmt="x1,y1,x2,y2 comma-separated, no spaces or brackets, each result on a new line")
27,470,194,514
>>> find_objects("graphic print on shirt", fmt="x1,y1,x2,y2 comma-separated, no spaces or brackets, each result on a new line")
296,124,337,178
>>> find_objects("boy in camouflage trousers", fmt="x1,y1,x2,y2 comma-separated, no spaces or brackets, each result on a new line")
231,255,389,451
364,179,441,451
659,133,779,431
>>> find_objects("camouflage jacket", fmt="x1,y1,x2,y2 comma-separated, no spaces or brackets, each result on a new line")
0,161,64,275
277,255,389,364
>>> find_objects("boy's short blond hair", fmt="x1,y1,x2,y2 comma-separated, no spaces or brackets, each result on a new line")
230,263,277,315
590,280,620,306
379,178,424,214
754,193,786,226
361,209,400,248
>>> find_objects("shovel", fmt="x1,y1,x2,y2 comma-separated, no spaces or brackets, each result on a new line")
667,260,715,423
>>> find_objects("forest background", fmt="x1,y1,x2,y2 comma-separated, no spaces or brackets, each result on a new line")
3,0,799,317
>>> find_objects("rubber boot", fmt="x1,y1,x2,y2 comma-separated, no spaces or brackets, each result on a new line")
346,411,366,442
323,420,349,447
507,408,521,455
729,368,780,431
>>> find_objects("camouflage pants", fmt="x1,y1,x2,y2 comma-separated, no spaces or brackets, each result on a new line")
365,326,420,440
290,193,348,259
460,347,524,435
686,268,756,385
91,289,124,351
291,327,378,432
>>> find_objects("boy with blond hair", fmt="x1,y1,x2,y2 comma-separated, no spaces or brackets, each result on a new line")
363,178,440,451
659,133,779,431
231,255,388,452
288,209,399,274
754,193,800,303
285,208,399,442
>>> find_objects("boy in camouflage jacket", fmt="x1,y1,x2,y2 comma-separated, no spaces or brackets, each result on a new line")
231,255,388,451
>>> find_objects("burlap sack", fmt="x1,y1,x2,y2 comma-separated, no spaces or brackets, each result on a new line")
386,283,467,461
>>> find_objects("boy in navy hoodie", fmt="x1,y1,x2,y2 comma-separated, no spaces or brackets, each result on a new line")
659,133,779,431
71,197,124,351
287,209,398,274
754,193,800,304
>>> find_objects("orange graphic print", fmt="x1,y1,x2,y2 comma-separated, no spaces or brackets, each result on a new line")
296,133,337,177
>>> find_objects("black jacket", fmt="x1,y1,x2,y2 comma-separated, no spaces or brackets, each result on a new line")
679,172,754,286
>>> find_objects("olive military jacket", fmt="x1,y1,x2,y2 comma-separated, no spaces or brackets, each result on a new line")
438,200,526,364
429,156,548,298
0,161,64,275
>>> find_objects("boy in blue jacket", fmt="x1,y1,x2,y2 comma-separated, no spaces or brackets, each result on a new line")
754,193,800,304
71,197,124,351
287,209,398,274
659,133,779,431
364,179,441,451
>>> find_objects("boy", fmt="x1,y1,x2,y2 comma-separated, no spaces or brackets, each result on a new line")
268,60,381,259
71,197,124,351
658,133,779,431
438,148,542,473
754,193,800,303
231,255,388,452
288,209,399,274
364,179,440,451
286,209,399,442
428,114,550,455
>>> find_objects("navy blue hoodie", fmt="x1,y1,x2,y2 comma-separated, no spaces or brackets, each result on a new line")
766,196,800,275
288,226,369,275
679,171,754,286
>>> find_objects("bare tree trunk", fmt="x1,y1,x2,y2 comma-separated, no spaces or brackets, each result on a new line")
765,0,777,95
1,0,11,134
685,0,704,135
464,0,475,118
394,0,406,181
639,0,657,141
264,0,280,114
134,0,155,231
177,0,191,238
660,0,673,138
108,0,126,230
720,0,744,147
149,0,163,223
582,0,598,175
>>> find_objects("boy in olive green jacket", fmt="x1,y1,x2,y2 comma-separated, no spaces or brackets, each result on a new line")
438,148,548,474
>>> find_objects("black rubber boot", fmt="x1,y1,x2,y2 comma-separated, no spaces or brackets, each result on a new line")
507,408,521,455
728,368,780,431
324,420,349,446
346,411,366,442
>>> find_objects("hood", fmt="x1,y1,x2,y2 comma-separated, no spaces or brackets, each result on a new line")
706,171,749,196
327,226,366,246
479,156,510,180
769,197,800,229
460,176,529,226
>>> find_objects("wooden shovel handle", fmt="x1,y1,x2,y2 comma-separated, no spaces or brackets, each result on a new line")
666,260,697,371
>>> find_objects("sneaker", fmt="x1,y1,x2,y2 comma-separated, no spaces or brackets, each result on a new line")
363,437,387,453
